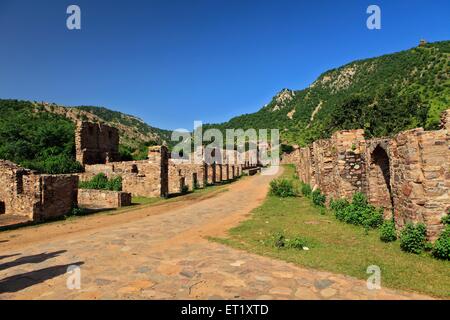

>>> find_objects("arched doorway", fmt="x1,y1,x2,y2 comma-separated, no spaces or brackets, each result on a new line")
370,145,393,218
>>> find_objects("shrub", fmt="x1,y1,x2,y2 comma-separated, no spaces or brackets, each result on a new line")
379,220,397,242
286,236,308,250
331,193,383,228
107,176,123,191
300,183,312,197
311,189,326,207
270,179,297,197
442,214,450,226
432,224,450,260
181,184,189,194
68,206,88,217
79,173,122,191
400,223,427,254
272,232,286,248
330,198,350,221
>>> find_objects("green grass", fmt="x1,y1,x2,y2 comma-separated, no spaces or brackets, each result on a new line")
213,165,450,298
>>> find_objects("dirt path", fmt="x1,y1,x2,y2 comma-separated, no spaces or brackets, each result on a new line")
0,169,431,300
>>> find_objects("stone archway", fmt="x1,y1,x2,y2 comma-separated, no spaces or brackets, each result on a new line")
369,145,393,218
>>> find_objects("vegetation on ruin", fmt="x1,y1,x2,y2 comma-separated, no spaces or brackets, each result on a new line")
78,173,123,191
0,99,83,174
213,165,450,298
0,98,175,173
432,215,450,260
205,40,450,147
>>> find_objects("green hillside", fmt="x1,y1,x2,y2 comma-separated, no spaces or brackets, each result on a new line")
205,40,450,146
0,99,172,173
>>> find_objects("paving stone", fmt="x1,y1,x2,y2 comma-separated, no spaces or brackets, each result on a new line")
269,287,292,295
314,279,335,290
320,288,338,298
0,173,433,300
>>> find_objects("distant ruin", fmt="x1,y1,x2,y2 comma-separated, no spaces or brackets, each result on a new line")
75,121,120,165
0,120,258,225
79,145,170,198
77,122,253,199
285,109,450,241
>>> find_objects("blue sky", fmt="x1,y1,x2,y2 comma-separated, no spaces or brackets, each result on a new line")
0,0,449,130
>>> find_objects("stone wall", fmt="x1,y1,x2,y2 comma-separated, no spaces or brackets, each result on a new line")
78,189,132,209
0,161,78,221
389,128,449,240
280,148,300,165
292,109,450,240
75,122,120,165
80,146,169,198
169,160,206,194
38,174,79,220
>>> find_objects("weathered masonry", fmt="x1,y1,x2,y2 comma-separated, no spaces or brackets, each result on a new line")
80,146,170,198
287,109,450,241
77,121,246,198
0,160,78,221
78,189,132,210
76,121,121,165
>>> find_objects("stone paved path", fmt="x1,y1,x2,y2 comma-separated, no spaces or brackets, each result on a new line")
0,170,431,300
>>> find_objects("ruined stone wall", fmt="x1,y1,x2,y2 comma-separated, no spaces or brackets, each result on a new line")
390,128,449,240
206,163,217,185
80,146,169,198
169,160,206,194
0,161,78,221
75,122,120,165
82,161,164,198
441,109,450,131
332,130,367,200
292,109,450,240
0,161,41,219
296,146,315,187
78,189,132,209
311,138,338,198
38,175,78,220
280,148,300,165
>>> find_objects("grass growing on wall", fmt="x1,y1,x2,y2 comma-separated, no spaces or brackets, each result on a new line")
212,165,450,298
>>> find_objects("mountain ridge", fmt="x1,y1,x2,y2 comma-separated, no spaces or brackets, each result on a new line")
204,40,450,147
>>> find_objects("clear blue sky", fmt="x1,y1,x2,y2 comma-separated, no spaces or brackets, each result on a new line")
0,0,449,130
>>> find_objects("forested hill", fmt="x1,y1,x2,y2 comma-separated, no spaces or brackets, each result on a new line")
0,99,172,173
204,40,450,147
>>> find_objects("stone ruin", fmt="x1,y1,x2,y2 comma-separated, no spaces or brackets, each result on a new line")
76,121,120,165
0,120,259,225
0,160,78,222
285,109,450,241
77,122,249,198
80,145,170,198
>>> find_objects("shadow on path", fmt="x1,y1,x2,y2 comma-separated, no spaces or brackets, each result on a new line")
0,250,67,272
0,254,20,261
0,262,84,294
